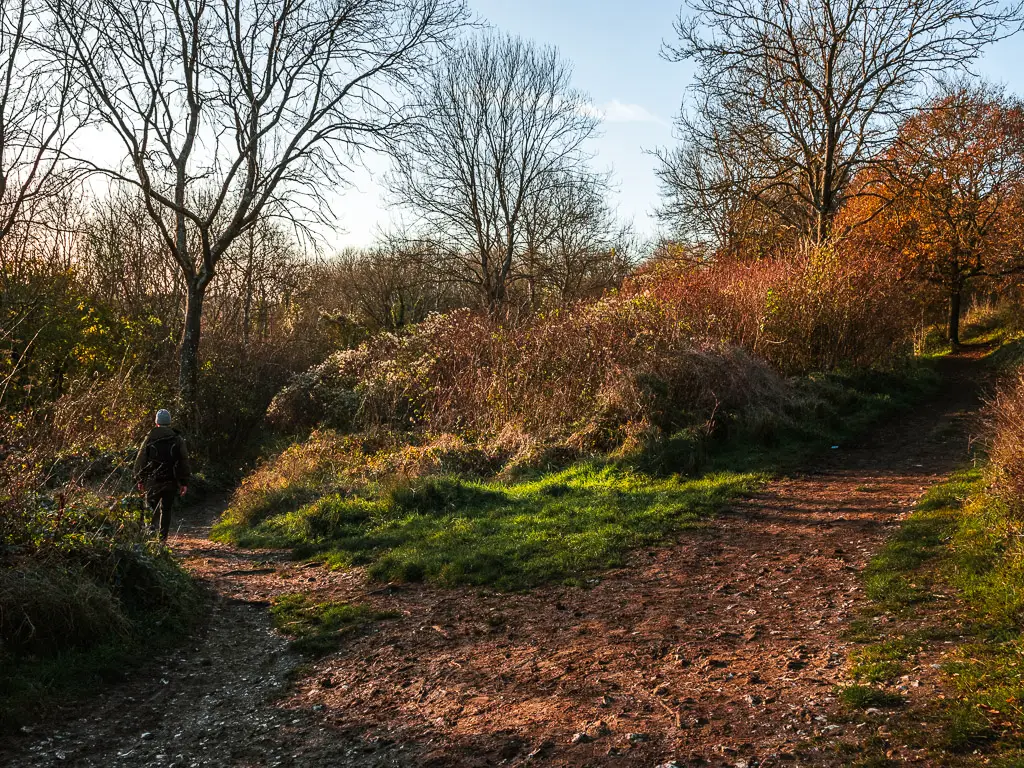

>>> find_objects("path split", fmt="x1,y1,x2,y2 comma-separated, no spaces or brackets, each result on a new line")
3,355,986,767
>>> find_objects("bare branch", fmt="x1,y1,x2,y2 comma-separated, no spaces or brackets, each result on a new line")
657,0,1024,248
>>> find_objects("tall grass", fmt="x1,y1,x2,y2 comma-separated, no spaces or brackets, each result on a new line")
1,505,202,731
989,368,1024,514
634,243,919,374
272,300,791,447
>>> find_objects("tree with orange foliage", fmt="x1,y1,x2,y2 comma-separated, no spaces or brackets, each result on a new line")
874,83,1024,346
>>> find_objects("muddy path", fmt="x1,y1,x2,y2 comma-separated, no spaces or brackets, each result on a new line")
1,354,988,767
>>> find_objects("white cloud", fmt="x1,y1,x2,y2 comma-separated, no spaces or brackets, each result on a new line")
583,99,667,125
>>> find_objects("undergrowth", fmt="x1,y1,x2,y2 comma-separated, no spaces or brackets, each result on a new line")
0,494,203,732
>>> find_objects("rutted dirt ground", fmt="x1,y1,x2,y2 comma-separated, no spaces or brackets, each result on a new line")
1,355,987,767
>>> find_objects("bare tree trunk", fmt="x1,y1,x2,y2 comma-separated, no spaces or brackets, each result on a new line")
815,211,828,245
241,241,254,353
178,280,204,427
949,286,962,348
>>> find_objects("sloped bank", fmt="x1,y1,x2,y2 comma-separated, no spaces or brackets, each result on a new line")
216,297,937,590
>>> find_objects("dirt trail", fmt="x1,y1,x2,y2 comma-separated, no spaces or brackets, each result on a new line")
2,355,987,768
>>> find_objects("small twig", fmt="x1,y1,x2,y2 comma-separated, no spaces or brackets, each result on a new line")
651,690,683,728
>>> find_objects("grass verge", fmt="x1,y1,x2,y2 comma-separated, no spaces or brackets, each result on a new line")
1,504,204,733
841,467,1024,762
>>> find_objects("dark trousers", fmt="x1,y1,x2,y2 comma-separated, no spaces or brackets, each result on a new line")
146,487,177,540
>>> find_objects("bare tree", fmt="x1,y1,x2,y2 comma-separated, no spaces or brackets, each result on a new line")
50,0,467,423
310,240,460,331
658,0,1024,247
80,187,182,322
655,129,801,257
521,174,635,305
0,0,79,250
388,32,602,310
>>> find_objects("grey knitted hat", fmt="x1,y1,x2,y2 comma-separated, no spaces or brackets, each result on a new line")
155,409,172,426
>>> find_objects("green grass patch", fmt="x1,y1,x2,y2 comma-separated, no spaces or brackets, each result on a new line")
985,335,1024,372
270,593,395,656
849,461,1024,761
862,468,984,611
222,464,763,591
839,684,906,710
850,634,930,683
701,362,939,476
920,303,1021,358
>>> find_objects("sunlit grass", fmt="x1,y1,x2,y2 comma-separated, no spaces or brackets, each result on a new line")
221,464,764,591
848,465,1024,759
269,593,395,656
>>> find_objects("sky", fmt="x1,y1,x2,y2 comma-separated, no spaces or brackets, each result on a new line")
75,1,1024,250
336,0,685,248
328,0,1024,249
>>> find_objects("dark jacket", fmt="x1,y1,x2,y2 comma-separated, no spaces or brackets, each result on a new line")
133,426,191,491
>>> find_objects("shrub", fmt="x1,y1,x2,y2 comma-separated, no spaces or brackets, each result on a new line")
268,237,918,464
635,241,919,375
0,484,202,730
268,298,794,452
989,368,1024,515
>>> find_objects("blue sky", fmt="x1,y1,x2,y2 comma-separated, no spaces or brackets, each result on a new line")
333,0,1024,248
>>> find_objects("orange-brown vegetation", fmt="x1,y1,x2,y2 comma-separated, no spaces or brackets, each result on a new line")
634,243,919,374
267,240,920,469
989,366,1024,515
849,83,1024,345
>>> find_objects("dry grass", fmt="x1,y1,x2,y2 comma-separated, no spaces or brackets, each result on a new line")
0,566,131,656
267,295,794,448
268,240,919,463
988,368,1024,514
635,242,920,374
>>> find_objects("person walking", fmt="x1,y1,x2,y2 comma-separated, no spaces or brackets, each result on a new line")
133,409,190,541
